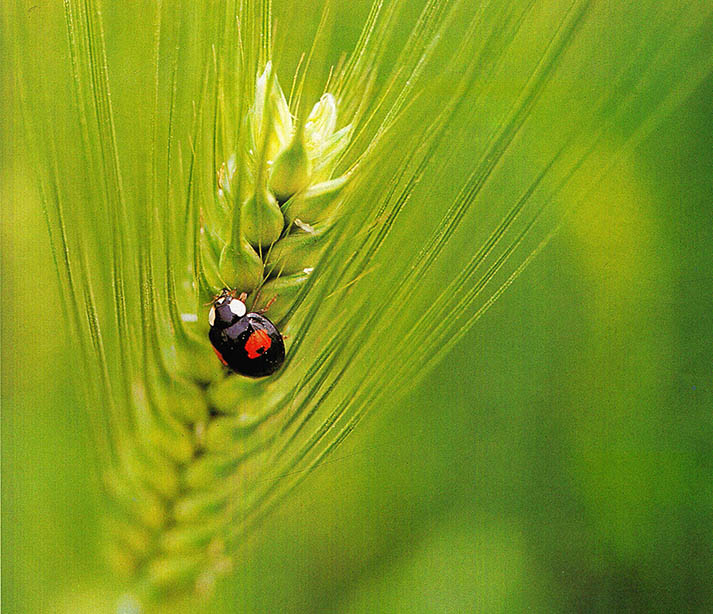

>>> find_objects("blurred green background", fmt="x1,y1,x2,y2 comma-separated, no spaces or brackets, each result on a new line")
3,1,712,612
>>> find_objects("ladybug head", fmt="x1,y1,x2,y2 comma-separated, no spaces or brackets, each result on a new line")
208,292,247,329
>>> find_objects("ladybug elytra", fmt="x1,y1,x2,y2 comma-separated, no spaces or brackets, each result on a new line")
208,289,285,378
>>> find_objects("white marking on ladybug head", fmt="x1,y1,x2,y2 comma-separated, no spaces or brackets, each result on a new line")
208,306,216,327
229,299,246,317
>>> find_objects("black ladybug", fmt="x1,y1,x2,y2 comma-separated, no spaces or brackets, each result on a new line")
208,289,285,378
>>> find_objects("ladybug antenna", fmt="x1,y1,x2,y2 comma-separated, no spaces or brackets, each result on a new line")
203,287,234,306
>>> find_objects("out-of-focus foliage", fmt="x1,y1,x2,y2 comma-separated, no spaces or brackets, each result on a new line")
3,0,712,612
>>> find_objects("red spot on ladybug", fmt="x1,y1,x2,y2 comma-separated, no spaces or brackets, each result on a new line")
244,329,272,359
212,345,228,367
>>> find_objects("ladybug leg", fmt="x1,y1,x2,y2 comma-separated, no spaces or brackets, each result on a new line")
257,294,278,314
238,291,248,303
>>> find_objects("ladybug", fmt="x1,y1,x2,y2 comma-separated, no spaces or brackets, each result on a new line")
208,289,285,378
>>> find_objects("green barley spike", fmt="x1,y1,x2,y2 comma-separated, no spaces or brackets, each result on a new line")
16,0,713,611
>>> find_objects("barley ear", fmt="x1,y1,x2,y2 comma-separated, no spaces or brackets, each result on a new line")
15,0,713,611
